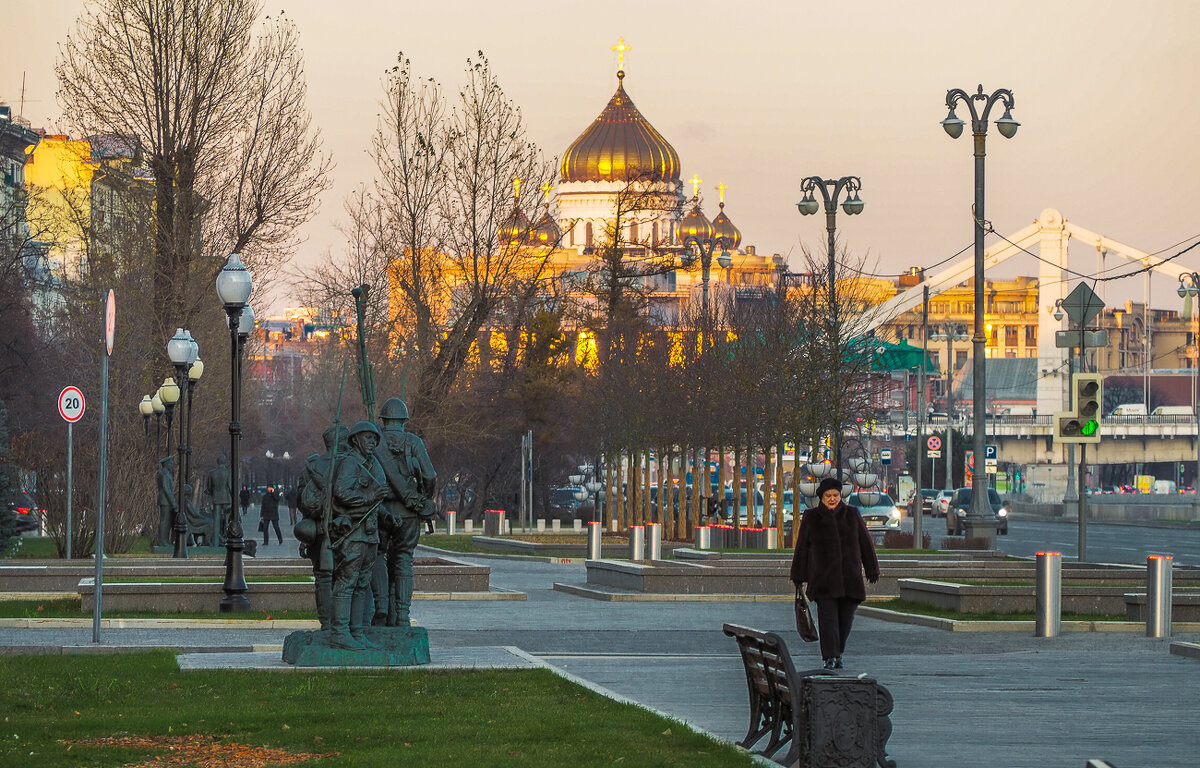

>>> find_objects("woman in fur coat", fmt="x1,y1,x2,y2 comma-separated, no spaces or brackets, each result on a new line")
790,477,880,669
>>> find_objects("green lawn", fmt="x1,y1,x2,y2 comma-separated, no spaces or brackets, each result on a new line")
0,651,756,767
873,597,1126,622
0,598,318,621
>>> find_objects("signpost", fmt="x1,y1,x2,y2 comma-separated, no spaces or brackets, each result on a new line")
57,387,85,559
94,290,115,644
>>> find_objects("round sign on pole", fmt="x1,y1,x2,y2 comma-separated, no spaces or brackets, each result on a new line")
927,435,942,451
104,289,116,356
59,386,86,423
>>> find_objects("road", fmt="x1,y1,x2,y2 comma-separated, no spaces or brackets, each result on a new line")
912,513,1200,567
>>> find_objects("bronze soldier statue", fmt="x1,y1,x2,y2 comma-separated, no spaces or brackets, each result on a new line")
372,397,437,627
329,421,388,650
205,454,232,545
295,424,347,633
156,456,177,548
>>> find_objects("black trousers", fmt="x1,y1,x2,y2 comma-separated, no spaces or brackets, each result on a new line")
815,598,859,661
262,518,282,544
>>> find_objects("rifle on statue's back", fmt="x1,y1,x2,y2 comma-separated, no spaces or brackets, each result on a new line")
318,363,348,572
351,284,375,422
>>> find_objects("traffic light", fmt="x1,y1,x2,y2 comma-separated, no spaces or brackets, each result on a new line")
1054,373,1102,444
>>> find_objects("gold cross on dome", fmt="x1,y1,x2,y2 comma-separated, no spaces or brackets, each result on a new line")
716,181,728,204
690,174,702,199
612,37,631,70
541,181,551,203
513,175,521,201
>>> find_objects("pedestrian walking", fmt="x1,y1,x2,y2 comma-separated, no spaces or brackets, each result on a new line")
285,485,299,526
789,477,880,670
260,486,283,545
239,485,251,517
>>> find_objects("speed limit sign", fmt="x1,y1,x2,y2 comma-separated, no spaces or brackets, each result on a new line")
58,386,86,423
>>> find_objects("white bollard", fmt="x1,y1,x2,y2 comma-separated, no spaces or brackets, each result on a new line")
445,510,457,535
464,519,473,533
551,518,561,533
536,519,545,533
573,518,582,532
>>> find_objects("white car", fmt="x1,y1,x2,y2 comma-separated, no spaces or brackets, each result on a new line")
933,490,953,518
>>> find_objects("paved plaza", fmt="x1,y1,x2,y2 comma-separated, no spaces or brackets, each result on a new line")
2,542,1197,767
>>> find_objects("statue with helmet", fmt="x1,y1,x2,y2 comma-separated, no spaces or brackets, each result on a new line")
371,396,437,627
326,420,388,650
293,424,348,632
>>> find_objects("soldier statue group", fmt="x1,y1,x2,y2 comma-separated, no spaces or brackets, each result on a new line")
294,397,436,651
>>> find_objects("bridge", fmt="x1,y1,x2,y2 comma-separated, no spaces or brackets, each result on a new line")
885,415,1198,466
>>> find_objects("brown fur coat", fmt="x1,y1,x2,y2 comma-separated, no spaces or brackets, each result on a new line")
789,502,880,602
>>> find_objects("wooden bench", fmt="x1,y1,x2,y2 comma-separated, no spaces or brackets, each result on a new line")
723,622,895,767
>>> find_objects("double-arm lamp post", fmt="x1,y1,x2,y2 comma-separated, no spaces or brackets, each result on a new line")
797,176,864,478
678,195,740,334
942,84,1018,541
217,253,254,611
1179,273,1200,491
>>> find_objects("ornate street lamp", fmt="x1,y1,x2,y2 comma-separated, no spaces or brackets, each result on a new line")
158,376,180,457
797,175,864,482
151,393,165,456
678,187,740,332
139,395,153,436
216,253,253,611
167,328,197,558
943,84,1017,544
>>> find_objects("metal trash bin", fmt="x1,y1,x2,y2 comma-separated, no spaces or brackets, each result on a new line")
645,522,662,560
1147,554,1173,638
586,521,603,560
628,525,645,560
1035,551,1061,638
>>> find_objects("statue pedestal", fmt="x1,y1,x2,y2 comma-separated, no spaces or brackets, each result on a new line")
282,626,431,667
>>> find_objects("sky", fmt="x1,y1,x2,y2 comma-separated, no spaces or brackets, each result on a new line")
4,0,1199,316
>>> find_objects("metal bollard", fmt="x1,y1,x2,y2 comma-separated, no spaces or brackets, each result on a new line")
536,519,545,532
483,510,505,536
464,519,473,533
694,525,711,550
646,522,662,560
628,525,645,560
445,510,456,535
766,527,778,550
587,521,603,560
1035,551,1061,638
1146,555,1173,638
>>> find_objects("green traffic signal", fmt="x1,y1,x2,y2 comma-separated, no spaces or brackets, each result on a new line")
1080,419,1099,436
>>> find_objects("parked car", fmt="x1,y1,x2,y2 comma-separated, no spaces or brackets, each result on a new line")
946,487,1007,535
548,486,585,522
846,492,901,539
932,490,953,517
8,490,43,533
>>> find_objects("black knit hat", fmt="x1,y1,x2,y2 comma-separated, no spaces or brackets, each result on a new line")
816,478,842,497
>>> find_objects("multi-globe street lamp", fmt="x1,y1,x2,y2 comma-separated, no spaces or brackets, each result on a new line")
167,328,199,558
942,84,1018,542
678,191,741,328
216,253,254,612
184,357,203,513
797,175,864,479
1178,273,1200,491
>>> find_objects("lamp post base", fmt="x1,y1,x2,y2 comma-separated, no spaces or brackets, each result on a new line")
963,517,997,549
220,524,251,612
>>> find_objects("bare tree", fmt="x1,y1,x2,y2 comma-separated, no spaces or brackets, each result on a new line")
57,1,330,340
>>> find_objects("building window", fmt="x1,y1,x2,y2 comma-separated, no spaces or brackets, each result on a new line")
629,221,638,243
585,222,593,247
1005,326,1018,346
1025,325,1037,346
652,221,659,245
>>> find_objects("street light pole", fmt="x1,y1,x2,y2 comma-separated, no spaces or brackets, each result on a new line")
1179,273,1200,496
943,85,1018,542
217,253,254,612
798,175,864,482
167,328,198,558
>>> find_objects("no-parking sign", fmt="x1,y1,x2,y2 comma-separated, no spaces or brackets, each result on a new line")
926,435,942,451
58,386,86,423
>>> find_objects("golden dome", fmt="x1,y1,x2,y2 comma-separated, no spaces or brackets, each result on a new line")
560,71,681,183
711,203,742,250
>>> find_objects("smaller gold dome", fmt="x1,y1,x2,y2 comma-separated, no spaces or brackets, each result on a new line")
499,206,533,245
711,202,742,251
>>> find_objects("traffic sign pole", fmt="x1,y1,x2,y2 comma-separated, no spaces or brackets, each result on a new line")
57,386,86,561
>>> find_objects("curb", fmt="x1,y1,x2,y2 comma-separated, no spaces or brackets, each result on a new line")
1169,641,1200,660
552,583,792,602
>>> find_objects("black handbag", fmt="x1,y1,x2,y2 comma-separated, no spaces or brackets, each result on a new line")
794,586,818,642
